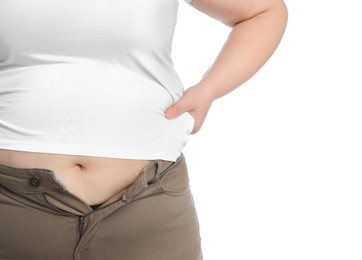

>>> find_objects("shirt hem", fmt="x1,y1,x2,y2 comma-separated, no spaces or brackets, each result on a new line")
0,140,180,162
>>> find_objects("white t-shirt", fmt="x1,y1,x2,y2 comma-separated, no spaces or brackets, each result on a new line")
0,0,194,162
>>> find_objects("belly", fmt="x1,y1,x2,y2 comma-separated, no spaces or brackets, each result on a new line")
0,62,194,162
0,149,152,205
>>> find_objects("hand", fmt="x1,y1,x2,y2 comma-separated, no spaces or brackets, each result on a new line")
164,84,215,134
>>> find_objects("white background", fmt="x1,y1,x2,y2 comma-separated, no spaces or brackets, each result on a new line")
173,0,362,259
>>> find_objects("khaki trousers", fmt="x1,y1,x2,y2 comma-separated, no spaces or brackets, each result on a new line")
0,153,202,260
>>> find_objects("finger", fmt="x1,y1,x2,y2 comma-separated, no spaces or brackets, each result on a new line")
164,100,187,119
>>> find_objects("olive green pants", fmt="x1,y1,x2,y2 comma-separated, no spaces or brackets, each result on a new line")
0,153,202,260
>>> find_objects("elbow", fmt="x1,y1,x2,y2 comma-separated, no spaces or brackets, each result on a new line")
232,0,288,29
263,0,289,28
277,0,289,29
272,0,289,42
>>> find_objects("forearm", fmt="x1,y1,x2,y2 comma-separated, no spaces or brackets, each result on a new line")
196,1,288,101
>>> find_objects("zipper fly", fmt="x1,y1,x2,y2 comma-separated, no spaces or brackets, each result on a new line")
78,216,86,237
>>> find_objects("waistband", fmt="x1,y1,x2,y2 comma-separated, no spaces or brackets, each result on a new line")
0,153,185,195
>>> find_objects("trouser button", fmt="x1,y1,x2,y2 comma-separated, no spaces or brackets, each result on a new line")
29,177,41,187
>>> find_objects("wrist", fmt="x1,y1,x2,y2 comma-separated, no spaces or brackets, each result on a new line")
193,82,217,103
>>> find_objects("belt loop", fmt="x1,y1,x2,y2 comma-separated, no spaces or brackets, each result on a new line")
148,160,159,184
121,160,160,202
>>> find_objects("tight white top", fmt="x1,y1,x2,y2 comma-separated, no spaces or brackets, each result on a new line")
0,0,194,162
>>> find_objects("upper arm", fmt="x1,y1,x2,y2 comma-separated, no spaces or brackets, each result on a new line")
184,0,288,28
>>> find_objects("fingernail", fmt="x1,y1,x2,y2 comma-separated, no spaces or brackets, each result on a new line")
165,111,173,119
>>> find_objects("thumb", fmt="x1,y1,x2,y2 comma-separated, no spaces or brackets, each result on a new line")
164,99,187,119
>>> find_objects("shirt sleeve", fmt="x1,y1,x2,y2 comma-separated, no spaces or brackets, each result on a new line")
184,0,192,3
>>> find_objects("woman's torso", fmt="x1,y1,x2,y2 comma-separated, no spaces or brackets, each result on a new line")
0,149,152,205
0,0,193,162
0,0,194,205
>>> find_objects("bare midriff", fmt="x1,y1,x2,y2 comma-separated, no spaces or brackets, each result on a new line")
0,149,152,206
